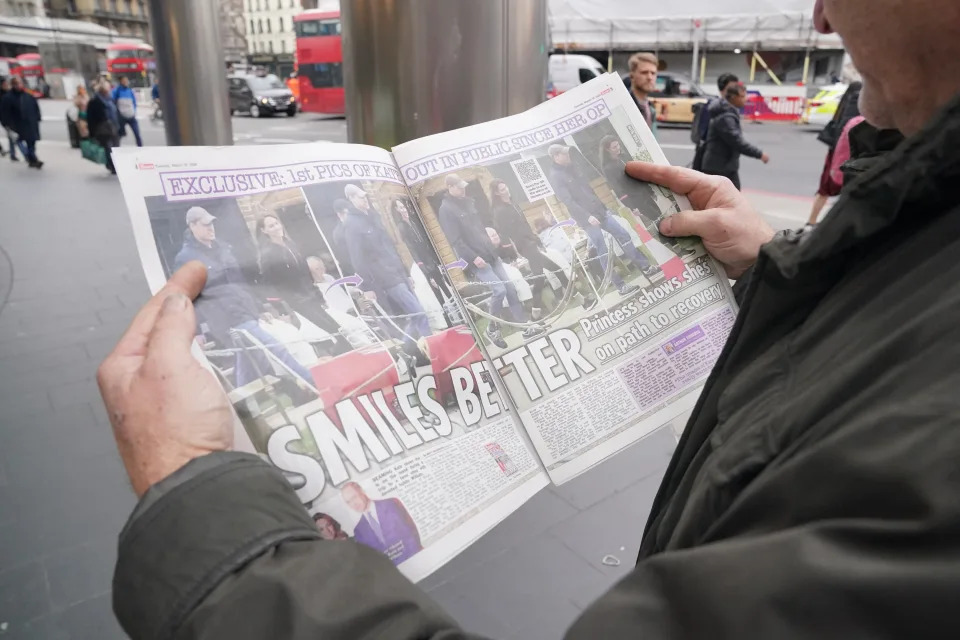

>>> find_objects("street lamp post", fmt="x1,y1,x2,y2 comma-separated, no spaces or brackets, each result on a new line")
147,0,233,146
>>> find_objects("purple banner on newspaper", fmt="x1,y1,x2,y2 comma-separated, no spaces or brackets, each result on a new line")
661,325,705,356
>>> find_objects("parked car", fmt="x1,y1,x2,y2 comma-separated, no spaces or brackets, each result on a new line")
228,73,297,117
622,71,709,125
801,83,848,126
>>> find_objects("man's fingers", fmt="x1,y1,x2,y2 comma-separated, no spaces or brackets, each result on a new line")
625,162,721,209
110,261,207,359
659,209,722,239
144,292,199,371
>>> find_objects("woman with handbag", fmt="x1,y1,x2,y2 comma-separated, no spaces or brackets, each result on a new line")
85,81,120,174
808,81,862,223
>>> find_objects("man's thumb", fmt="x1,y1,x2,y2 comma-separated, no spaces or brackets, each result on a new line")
146,293,197,365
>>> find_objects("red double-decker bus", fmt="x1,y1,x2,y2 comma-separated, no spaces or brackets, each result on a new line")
106,43,154,88
293,10,344,115
15,53,44,96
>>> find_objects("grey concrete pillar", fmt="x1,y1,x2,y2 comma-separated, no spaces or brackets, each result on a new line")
148,0,233,146
342,0,549,147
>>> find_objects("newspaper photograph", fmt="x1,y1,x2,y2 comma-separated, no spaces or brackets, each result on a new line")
113,142,547,582
393,73,738,483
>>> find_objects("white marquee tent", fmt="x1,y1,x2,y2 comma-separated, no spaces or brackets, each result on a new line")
549,0,843,50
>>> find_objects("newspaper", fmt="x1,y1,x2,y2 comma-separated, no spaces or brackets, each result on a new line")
113,73,736,581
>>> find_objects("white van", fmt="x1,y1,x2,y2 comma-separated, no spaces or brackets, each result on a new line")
548,54,606,95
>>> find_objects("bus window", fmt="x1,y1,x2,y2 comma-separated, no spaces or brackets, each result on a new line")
295,18,340,37
301,62,342,88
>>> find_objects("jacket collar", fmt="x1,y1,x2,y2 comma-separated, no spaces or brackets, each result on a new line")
764,91,960,279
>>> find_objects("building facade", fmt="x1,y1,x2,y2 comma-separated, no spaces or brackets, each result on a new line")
0,0,44,17
46,0,150,42
220,0,247,64
243,0,300,57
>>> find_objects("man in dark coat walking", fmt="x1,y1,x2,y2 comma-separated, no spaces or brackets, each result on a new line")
96,0,960,638
0,76,42,168
701,83,769,189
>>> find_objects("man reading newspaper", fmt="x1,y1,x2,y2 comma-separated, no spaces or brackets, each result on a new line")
100,0,960,637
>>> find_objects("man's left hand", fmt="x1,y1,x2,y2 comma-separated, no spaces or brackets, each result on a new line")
97,261,234,498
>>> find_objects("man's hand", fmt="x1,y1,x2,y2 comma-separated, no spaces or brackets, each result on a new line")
473,256,488,269
363,290,377,302
625,162,775,278
97,261,233,498
761,152,771,164
587,215,601,226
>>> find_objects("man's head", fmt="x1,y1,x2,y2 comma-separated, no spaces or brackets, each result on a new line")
0,77,9,91
119,76,129,87
332,198,350,221
344,184,369,211
445,173,468,198
97,80,111,96
628,52,659,97
340,481,370,513
185,206,217,245
717,73,739,94
9,76,22,92
814,0,960,135
548,144,572,166
725,83,748,109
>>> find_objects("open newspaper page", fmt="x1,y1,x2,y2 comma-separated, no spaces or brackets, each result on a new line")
112,142,547,582
393,74,738,483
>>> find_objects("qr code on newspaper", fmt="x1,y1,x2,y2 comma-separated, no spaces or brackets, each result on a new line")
514,159,543,185
509,157,555,200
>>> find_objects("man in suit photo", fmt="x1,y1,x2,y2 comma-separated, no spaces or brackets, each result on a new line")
340,481,422,565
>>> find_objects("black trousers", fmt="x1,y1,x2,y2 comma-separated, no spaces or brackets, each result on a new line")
517,243,569,310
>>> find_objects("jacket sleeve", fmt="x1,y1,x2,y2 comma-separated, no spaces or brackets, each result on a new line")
569,401,960,639
715,113,763,160
550,174,591,226
114,452,491,640
343,224,376,292
439,208,480,265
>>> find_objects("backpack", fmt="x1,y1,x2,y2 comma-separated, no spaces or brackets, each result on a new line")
690,98,715,144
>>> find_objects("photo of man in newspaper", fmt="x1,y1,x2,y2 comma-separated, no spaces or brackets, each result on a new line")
140,163,544,576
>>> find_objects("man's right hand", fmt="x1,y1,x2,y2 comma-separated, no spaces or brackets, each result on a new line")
362,290,377,302
473,257,488,269
587,216,601,226
761,152,771,164
625,162,775,279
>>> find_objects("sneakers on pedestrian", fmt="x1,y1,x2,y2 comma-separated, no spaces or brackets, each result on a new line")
617,283,640,297
486,324,508,349
10,155,19,162
642,265,660,278
521,324,547,340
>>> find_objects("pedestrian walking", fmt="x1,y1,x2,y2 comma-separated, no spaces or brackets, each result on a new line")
73,84,90,140
808,81,862,223
111,76,143,147
0,76,43,168
701,82,769,190
0,77,11,159
626,52,659,135
690,73,740,171
86,81,120,174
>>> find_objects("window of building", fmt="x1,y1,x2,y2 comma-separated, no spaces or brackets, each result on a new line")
266,18,271,33
95,0,103,10
277,0,282,9
250,19,255,34
268,40,274,53
278,17,284,31
280,40,285,53
257,18,263,33
290,0,294,7
109,0,118,13
256,0,261,10
138,0,145,16
124,0,132,14
67,0,78,12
